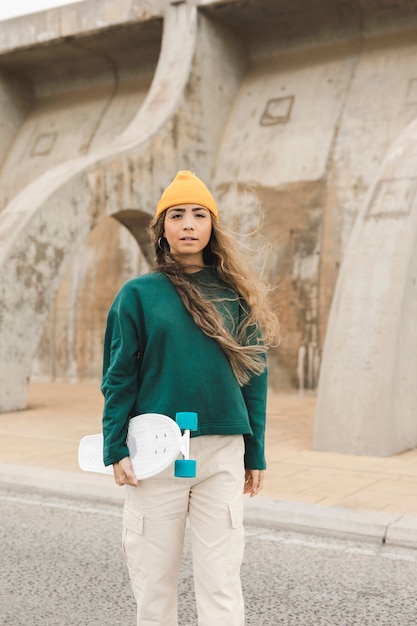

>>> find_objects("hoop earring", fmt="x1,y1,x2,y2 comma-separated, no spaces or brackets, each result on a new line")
158,236,166,251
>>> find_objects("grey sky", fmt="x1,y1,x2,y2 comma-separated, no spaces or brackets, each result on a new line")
0,0,85,21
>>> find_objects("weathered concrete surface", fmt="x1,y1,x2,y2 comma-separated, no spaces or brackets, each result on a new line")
315,118,417,455
0,2,245,410
31,219,149,381
1,0,417,457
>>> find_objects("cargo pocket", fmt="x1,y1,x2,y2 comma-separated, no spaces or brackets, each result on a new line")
226,502,245,576
122,504,148,580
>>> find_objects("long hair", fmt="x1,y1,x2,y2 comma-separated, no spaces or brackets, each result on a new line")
148,213,280,385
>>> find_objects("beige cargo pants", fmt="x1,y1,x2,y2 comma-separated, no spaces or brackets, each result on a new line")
123,434,245,626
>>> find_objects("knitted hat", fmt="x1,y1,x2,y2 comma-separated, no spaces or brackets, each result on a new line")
155,170,219,219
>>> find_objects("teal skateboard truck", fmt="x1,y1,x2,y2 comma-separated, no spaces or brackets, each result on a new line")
174,411,198,478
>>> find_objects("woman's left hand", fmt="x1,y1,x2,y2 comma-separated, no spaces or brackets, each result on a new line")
244,469,264,497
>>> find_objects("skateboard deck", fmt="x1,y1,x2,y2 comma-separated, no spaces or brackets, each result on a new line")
78,412,198,479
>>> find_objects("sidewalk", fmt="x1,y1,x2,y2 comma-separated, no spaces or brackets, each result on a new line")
1,381,417,547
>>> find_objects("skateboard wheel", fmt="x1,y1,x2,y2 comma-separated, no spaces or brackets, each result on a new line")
175,459,197,478
175,412,198,431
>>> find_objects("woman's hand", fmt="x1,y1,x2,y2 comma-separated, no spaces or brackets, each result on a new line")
244,469,264,497
113,457,139,487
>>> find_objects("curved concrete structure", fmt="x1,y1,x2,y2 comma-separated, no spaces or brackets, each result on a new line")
315,119,417,455
2,0,417,462
0,3,244,410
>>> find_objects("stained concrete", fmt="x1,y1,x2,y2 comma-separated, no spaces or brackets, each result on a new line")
1,0,417,456
315,118,417,455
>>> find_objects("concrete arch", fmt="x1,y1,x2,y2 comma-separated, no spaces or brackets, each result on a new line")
115,209,154,265
0,3,194,411
314,117,417,456
0,3,245,411
32,212,150,382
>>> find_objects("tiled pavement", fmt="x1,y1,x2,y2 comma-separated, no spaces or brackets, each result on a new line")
1,382,417,546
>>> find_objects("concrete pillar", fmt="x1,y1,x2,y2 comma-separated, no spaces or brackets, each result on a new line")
315,118,417,456
0,4,196,411
0,3,245,410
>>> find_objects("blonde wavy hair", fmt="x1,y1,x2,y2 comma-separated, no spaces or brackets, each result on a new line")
148,213,280,385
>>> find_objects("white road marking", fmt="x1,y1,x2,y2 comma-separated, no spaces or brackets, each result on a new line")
0,494,122,517
1,496,416,562
245,529,416,562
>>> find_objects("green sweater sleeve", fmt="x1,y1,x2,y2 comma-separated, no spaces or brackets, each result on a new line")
239,301,268,470
242,368,268,469
101,287,142,466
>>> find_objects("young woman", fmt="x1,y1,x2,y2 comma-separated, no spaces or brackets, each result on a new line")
101,170,279,626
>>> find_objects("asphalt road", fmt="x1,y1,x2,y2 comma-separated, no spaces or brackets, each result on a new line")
0,484,416,626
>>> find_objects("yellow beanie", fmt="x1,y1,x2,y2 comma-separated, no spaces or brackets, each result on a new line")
155,170,219,219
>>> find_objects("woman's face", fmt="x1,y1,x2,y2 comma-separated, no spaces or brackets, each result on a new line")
163,203,212,267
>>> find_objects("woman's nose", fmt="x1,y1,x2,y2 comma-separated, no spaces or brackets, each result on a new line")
182,216,194,229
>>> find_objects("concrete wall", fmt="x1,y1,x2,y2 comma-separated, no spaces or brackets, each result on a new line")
1,0,417,455
31,218,149,381
0,4,162,399
315,118,417,455
0,1,246,410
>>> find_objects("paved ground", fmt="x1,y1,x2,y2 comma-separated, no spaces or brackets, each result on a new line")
1,382,417,546
2,485,416,626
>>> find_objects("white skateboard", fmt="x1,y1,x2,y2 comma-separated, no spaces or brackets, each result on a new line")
78,412,198,480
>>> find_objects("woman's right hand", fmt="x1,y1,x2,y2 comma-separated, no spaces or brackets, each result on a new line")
113,457,139,487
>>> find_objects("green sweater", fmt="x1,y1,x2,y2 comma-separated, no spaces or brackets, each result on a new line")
101,267,267,469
